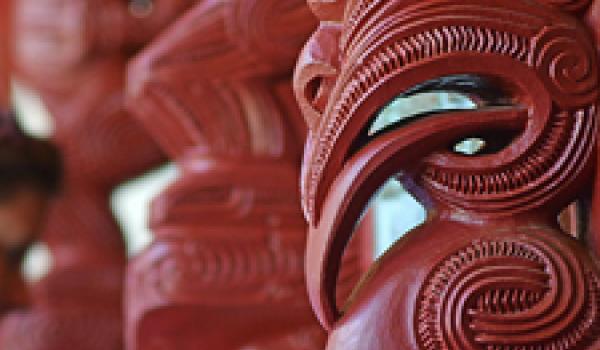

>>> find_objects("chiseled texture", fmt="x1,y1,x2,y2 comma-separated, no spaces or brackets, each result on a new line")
123,0,365,349
295,0,600,349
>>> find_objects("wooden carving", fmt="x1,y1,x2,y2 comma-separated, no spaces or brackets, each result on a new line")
295,0,600,349
123,0,366,348
1,1,193,349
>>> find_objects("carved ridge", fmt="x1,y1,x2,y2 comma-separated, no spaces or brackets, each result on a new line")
137,236,307,304
305,24,531,220
423,107,587,197
417,237,600,350
303,19,598,221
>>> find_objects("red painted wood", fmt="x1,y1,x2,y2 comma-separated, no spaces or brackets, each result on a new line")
0,0,40,322
0,2,192,349
123,1,348,348
0,0,12,109
295,0,600,348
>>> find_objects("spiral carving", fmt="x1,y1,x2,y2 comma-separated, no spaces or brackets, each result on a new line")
530,26,599,108
303,24,532,220
417,237,600,350
422,25,599,212
302,8,599,220
423,106,596,210
295,0,600,348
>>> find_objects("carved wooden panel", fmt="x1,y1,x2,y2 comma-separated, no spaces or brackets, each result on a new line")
123,0,367,349
0,1,193,349
295,0,600,349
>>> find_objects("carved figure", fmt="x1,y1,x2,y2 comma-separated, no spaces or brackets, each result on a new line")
295,0,600,349
2,1,193,348
124,0,366,348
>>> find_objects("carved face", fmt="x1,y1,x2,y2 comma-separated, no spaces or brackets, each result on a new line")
15,0,91,77
297,0,599,222
294,0,600,339
14,0,194,80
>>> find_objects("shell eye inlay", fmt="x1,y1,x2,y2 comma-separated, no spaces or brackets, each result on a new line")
453,137,487,155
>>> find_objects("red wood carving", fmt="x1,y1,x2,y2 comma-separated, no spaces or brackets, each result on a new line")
295,0,600,349
0,0,43,319
0,1,193,349
123,1,366,348
0,0,11,109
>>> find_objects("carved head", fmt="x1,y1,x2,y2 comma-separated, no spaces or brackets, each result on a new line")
295,0,599,332
13,0,193,81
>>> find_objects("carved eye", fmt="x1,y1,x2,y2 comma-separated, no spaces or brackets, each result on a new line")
451,131,518,156
129,0,154,18
453,137,487,155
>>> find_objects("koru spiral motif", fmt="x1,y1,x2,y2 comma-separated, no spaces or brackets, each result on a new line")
294,0,600,349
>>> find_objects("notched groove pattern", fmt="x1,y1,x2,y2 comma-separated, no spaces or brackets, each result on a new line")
417,238,600,350
423,108,575,196
305,25,530,220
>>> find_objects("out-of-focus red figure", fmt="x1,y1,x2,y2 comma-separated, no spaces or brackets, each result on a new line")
0,1,193,348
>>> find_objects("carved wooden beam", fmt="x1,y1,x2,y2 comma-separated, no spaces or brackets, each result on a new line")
295,0,600,348
123,1,367,349
0,1,192,349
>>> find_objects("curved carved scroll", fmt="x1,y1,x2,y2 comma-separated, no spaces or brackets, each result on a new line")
124,1,354,349
295,0,600,349
418,233,600,350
